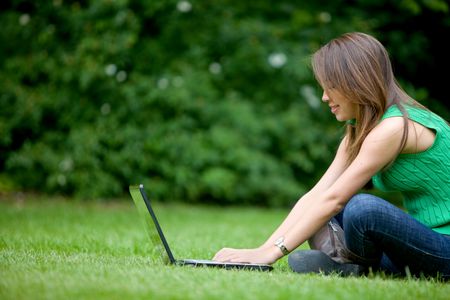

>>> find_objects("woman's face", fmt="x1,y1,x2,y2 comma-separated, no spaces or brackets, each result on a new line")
322,89,358,122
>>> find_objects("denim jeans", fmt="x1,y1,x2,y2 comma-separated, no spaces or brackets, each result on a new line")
334,193,450,278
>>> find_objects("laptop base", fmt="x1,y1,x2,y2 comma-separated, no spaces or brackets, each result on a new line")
177,259,273,271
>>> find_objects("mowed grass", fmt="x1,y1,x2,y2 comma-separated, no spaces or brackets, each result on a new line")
1,196,449,300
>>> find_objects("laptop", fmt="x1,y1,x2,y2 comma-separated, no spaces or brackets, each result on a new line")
129,184,273,271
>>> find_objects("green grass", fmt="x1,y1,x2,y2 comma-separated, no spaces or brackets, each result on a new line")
1,196,449,300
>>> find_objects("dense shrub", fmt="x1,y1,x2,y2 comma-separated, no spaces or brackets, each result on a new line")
1,0,448,205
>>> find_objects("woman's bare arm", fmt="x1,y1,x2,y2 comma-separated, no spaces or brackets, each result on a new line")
271,117,405,256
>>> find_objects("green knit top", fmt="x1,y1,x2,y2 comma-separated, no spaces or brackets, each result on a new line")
372,104,450,234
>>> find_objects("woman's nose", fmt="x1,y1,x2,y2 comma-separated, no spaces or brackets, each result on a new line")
322,91,329,102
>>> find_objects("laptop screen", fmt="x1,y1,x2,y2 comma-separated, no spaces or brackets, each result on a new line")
129,184,175,264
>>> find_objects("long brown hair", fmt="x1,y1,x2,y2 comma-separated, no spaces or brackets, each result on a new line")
312,32,425,166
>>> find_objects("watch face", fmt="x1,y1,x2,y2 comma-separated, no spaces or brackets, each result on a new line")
275,237,284,245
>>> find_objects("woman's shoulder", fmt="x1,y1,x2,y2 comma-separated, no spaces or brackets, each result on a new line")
372,115,405,136
360,117,405,156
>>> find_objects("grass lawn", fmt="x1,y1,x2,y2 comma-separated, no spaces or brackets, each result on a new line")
0,195,448,300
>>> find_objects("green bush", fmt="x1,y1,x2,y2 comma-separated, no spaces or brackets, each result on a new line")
1,0,448,205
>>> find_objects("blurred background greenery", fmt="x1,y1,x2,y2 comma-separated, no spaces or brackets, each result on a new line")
1,0,449,206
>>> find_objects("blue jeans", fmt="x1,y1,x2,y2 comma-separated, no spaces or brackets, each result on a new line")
334,193,450,278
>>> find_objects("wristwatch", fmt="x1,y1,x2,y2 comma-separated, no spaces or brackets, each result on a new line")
274,236,290,255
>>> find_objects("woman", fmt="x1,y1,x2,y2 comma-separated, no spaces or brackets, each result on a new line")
213,32,450,278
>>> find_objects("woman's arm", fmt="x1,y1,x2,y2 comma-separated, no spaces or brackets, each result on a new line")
279,118,405,254
213,117,405,264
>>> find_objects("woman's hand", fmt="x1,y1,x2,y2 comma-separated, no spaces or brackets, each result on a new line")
212,246,282,265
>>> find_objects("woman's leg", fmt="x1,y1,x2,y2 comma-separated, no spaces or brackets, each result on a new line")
342,193,450,278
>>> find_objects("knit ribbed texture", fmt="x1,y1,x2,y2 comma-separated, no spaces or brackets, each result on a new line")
372,104,450,234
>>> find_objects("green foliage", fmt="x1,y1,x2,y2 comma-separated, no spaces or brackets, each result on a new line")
1,0,448,205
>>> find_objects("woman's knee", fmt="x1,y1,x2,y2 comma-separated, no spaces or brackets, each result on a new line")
343,193,386,228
